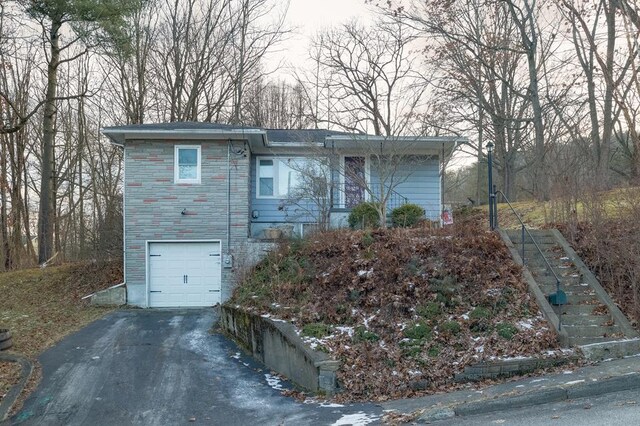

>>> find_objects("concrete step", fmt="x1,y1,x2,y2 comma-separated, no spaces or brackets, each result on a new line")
526,256,577,266
506,229,554,237
540,288,597,298
509,240,559,248
559,304,608,315
562,324,621,338
536,278,582,288
567,335,620,346
561,314,612,326
564,294,601,304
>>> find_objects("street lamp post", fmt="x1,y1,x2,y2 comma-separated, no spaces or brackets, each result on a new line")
487,142,495,230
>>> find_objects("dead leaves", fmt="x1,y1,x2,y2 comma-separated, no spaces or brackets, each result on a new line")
231,221,560,401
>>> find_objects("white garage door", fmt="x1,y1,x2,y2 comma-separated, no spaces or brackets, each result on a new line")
148,242,222,308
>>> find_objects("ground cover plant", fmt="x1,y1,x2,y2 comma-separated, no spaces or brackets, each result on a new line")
229,215,560,401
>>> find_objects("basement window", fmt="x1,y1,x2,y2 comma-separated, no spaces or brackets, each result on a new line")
175,145,201,184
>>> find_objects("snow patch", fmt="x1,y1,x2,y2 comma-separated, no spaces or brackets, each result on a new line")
564,380,585,385
517,319,534,330
231,352,241,360
169,316,183,327
265,373,284,390
331,412,380,426
358,269,373,277
335,326,354,337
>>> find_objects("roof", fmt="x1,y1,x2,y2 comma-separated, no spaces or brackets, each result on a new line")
265,128,350,144
101,122,465,155
102,122,250,132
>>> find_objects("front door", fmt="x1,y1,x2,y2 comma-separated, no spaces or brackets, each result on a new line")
344,156,365,208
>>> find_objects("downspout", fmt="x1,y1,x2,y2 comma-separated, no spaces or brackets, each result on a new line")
227,140,231,255
440,142,446,225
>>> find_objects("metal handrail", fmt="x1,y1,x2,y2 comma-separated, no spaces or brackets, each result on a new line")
494,190,564,329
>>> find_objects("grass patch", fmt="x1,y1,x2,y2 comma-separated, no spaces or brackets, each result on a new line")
301,322,332,338
0,261,122,358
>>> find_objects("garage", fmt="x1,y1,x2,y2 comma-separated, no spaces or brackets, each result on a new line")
148,241,222,308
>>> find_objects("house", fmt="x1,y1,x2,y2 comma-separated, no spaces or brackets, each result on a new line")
102,122,461,308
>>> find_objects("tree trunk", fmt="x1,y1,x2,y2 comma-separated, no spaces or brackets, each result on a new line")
37,20,61,265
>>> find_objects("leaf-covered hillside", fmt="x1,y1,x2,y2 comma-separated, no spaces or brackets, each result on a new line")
229,218,560,401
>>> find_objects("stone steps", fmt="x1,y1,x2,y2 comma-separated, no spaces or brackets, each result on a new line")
501,228,639,356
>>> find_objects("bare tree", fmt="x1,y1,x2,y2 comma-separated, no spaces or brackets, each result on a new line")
310,19,424,136
243,78,313,129
229,0,289,124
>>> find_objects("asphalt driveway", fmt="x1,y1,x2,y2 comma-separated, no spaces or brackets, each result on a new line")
9,309,381,425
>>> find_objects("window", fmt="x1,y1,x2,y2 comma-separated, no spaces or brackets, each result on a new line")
175,145,201,184
257,157,327,198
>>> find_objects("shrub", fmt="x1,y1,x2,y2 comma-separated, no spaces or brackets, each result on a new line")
470,306,492,320
302,322,332,338
440,320,462,336
353,326,380,342
427,344,441,357
417,302,442,320
348,202,381,229
469,306,493,333
400,340,423,357
496,322,518,340
391,203,426,227
403,321,432,340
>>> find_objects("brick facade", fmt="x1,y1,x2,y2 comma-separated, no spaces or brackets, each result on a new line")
124,139,249,306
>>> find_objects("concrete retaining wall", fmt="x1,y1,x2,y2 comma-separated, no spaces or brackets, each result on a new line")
90,284,126,306
220,305,339,394
455,356,579,382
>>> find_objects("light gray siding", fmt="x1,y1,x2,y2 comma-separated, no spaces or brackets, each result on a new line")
124,140,249,307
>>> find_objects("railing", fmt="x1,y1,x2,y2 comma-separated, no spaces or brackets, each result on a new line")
389,189,408,210
329,188,408,210
494,190,564,330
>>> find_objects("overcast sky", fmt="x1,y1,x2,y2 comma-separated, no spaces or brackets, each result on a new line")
270,0,376,78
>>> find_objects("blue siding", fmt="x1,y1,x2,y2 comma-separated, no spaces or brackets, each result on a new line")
370,156,441,220
250,155,320,225
250,154,442,233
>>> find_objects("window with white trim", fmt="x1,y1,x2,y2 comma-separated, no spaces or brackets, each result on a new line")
175,145,201,184
257,157,328,198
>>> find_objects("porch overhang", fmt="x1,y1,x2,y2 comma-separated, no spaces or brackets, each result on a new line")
324,135,463,156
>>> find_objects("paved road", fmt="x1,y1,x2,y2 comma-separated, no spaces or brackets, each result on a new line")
433,387,640,425
9,309,382,426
